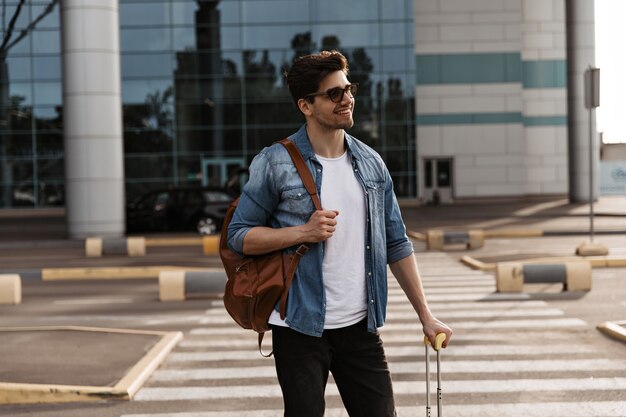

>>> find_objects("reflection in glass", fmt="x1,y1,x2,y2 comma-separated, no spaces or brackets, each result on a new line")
382,0,406,19
6,57,32,81
314,23,380,48
383,22,409,46
1,0,418,209
37,157,64,181
32,30,60,54
242,0,309,24
122,54,173,78
125,154,174,179
37,134,63,157
122,79,172,103
33,82,62,105
3,4,30,30
215,1,241,25
381,48,406,72
172,1,200,25
120,3,171,27
6,83,32,106
1,0,63,208
121,28,172,52
243,25,304,50
33,56,61,80
31,4,60,29
316,0,379,21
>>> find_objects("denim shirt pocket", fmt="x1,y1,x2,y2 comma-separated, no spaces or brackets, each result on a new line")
280,186,312,222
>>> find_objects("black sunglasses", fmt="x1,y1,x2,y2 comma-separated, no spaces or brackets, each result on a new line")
304,83,358,103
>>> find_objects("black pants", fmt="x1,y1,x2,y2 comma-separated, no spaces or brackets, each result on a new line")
271,319,396,417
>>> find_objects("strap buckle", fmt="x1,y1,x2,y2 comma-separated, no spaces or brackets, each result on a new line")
295,244,309,256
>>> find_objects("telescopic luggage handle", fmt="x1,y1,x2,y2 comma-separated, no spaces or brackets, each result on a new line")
424,333,446,351
424,333,446,417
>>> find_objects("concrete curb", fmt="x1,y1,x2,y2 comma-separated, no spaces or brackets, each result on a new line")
461,255,626,271
41,266,219,281
0,326,182,404
460,256,495,271
483,229,544,238
144,237,204,247
597,321,626,344
410,228,626,241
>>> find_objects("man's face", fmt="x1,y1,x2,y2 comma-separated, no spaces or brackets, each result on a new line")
301,70,355,131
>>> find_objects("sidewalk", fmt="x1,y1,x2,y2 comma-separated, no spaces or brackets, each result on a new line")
401,195,626,234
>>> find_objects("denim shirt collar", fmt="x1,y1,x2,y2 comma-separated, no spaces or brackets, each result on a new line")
292,124,361,162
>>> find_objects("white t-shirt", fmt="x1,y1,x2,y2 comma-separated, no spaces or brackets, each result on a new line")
269,151,367,329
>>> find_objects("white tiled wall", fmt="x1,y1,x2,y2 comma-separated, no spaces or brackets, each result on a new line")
415,0,568,200
415,0,521,54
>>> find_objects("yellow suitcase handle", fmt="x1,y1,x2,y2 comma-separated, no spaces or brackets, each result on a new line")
423,333,447,351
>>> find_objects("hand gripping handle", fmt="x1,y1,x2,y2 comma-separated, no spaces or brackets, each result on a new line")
423,333,447,351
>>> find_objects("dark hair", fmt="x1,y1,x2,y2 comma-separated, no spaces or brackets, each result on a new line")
285,50,349,107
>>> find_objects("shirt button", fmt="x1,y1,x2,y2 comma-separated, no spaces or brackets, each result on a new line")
370,299,375,304
317,169,321,172
368,272,372,276
366,246,370,250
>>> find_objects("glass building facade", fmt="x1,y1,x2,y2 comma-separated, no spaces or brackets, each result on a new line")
0,0,417,209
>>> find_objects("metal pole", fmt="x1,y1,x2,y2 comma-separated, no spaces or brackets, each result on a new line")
585,66,600,242
589,104,595,242
437,349,443,417
425,343,431,417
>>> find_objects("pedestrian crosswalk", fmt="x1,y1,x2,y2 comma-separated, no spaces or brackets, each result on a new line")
122,252,626,417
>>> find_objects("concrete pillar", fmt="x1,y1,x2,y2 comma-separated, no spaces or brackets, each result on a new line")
521,0,568,195
566,0,597,202
61,0,125,238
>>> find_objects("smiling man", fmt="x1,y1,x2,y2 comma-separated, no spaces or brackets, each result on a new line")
227,50,452,417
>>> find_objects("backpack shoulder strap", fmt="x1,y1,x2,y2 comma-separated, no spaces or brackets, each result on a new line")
278,138,322,211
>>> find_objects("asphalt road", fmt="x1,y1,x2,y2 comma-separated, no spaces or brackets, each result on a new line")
1,198,626,416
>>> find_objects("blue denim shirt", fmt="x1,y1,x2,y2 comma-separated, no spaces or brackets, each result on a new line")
227,124,414,337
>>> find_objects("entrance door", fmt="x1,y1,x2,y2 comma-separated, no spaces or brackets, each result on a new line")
423,158,454,204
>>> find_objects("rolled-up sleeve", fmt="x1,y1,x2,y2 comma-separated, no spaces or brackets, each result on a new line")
227,152,279,256
383,168,414,264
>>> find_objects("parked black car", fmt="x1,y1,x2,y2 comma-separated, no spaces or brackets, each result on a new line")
126,187,234,235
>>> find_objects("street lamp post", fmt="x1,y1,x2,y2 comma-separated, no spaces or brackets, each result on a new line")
576,67,608,256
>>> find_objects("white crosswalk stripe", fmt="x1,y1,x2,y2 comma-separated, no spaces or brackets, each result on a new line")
151,358,626,382
130,252,626,416
167,342,594,362
120,402,626,417
135,377,626,401
198,306,564,325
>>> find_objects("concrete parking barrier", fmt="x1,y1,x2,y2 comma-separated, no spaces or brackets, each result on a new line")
202,235,219,255
495,261,592,292
426,229,484,250
597,320,626,344
85,237,146,257
0,274,21,305
159,270,227,301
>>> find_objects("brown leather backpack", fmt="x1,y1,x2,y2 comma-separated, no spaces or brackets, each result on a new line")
220,139,321,355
